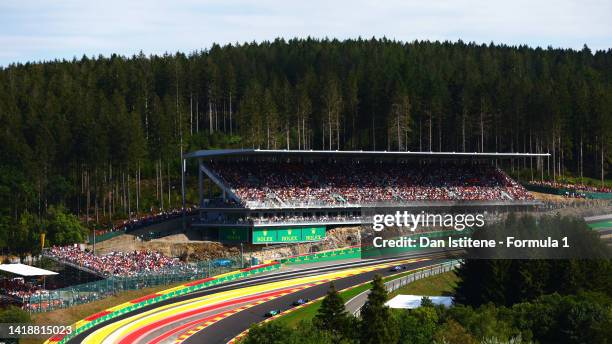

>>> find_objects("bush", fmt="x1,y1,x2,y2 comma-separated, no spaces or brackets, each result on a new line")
511,293,611,344
241,321,335,344
241,272,612,344
0,306,31,323
433,319,477,344
395,306,438,344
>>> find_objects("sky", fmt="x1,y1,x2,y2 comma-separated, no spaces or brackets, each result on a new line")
1,0,610,66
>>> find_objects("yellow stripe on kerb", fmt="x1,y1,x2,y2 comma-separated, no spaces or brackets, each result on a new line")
81,258,426,344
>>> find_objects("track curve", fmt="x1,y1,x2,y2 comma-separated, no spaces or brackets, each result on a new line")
183,257,441,344
63,250,455,344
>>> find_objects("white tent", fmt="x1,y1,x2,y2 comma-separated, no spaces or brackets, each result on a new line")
0,263,58,277
385,295,452,309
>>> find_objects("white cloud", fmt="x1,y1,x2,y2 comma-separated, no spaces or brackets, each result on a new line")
0,0,610,66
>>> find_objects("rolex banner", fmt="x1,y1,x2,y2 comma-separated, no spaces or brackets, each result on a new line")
302,226,326,241
277,228,301,243
252,226,326,244
219,228,250,243
252,228,278,243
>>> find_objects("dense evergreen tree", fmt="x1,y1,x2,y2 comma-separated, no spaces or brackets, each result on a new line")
314,282,353,342
0,38,611,253
241,270,611,344
454,215,612,307
360,275,398,344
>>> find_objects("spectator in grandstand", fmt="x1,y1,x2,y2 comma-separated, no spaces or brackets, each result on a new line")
528,180,612,194
208,161,533,207
47,246,185,277
94,207,197,237
0,277,48,307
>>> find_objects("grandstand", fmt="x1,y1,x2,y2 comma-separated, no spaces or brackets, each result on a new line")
182,149,548,244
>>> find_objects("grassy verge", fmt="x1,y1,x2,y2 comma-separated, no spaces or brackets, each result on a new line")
274,269,421,328
389,271,458,297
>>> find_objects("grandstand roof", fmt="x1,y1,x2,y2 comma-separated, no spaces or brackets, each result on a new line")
0,263,58,277
184,149,550,160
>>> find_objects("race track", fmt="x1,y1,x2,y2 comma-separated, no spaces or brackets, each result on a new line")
64,250,453,344
182,257,440,344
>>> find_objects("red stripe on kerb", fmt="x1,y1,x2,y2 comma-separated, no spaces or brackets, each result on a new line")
84,310,112,321
130,293,162,304
184,277,216,287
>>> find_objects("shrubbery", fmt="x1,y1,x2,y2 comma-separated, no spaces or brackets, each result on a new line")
243,288,611,344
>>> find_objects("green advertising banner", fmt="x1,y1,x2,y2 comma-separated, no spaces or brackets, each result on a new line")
302,226,326,241
252,228,277,243
219,228,249,242
277,228,302,243
252,226,326,244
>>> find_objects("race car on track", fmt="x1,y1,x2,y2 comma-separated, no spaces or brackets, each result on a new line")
292,298,310,306
265,309,281,317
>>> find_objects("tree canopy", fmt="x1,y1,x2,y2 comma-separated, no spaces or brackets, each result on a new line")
454,215,612,307
1,38,611,254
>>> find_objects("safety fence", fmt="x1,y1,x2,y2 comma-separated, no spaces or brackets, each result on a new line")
351,260,460,317
35,245,365,313
27,256,242,313
45,247,365,343
46,261,281,344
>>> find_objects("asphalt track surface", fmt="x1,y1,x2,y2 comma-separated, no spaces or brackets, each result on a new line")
183,257,443,344
66,249,455,344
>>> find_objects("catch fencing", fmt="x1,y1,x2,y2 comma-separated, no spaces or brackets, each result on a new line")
25,257,241,313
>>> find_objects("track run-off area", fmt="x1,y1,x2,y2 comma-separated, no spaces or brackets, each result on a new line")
53,250,454,344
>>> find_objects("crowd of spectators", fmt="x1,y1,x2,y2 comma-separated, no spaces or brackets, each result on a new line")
0,278,66,311
528,180,612,194
250,214,361,224
1,277,107,311
209,161,533,207
47,246,185,277
0,278,44,301
94,207,197,237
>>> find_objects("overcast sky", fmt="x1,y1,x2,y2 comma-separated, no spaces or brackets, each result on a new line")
1,0,610,66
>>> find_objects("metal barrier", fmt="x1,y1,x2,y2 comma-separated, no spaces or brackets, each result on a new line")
53,262,281,344
25,257,241,313
350,260,460,317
